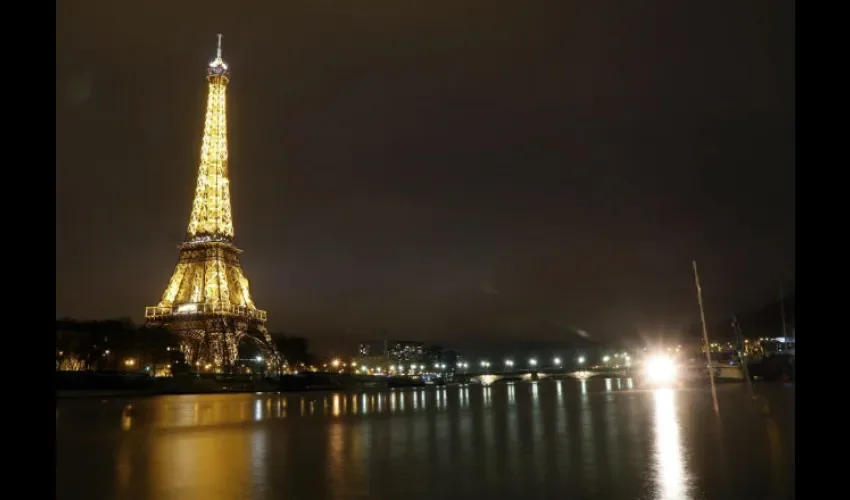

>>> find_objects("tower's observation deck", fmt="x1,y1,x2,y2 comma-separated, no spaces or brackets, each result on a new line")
144,35,277,370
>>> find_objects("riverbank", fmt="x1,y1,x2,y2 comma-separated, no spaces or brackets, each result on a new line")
55,371,420,399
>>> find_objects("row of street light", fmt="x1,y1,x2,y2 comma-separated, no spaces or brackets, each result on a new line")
467,353,632,371
331,353,632,375
467,356,579,371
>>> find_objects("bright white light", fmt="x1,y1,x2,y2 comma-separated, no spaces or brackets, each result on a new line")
645,355,677,384
255,356,263,362
529,358,537,366
553,357,562,365
505,360,514,366
602,355,610,362
577,356,585,364
177,304,197,313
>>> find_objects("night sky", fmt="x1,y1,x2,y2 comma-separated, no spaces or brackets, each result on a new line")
56,1,795,349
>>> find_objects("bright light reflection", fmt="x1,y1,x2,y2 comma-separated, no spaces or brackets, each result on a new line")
651,389,692,500
605,378,612,392
332,394,341,417
121,405,132,431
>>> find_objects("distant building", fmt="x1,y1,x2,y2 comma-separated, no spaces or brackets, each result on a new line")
388,341,425,363
358,343,372,356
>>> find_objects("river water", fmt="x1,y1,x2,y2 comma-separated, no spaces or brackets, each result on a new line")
56,379,794,500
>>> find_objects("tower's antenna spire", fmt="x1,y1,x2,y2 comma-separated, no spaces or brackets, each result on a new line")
217,33,223,59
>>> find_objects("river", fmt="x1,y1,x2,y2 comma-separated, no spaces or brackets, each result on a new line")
56,378,794,500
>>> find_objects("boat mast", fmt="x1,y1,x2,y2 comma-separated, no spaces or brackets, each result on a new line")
732,316,755,401
692,260,719,415
779,283,789,338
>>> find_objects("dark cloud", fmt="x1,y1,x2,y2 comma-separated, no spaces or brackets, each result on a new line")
57,1,795,346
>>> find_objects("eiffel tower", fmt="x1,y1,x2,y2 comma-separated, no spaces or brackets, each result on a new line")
145,35,280,373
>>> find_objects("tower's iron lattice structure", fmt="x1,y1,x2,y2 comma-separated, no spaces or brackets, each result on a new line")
145,35,280,372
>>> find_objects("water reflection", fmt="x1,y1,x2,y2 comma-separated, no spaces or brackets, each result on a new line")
121,405,132,431
254,398,262,421
56,383,794,500
460,385,469,409
651,388,692,500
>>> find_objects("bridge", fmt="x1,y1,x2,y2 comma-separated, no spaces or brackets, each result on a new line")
453,367,632,385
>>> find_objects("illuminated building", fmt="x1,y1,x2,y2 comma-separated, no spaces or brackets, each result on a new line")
144,35,280,372
388,341,424,362
358,343,372,356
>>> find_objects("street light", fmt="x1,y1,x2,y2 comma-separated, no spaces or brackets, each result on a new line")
529,358,538,367
553,357,562,366
504,359,514,367
602,355,610,363
577,356,585,365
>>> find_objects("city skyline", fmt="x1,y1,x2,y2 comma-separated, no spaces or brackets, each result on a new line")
57,1,794,345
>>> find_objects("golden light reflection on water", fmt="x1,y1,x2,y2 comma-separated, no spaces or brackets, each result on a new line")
151,425,256,499
651,388,693,500
110,381,651,430
56,382,796,500
121,404,133,431
332,394,341,417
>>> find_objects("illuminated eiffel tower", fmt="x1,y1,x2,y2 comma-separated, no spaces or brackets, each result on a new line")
145,35,280,372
